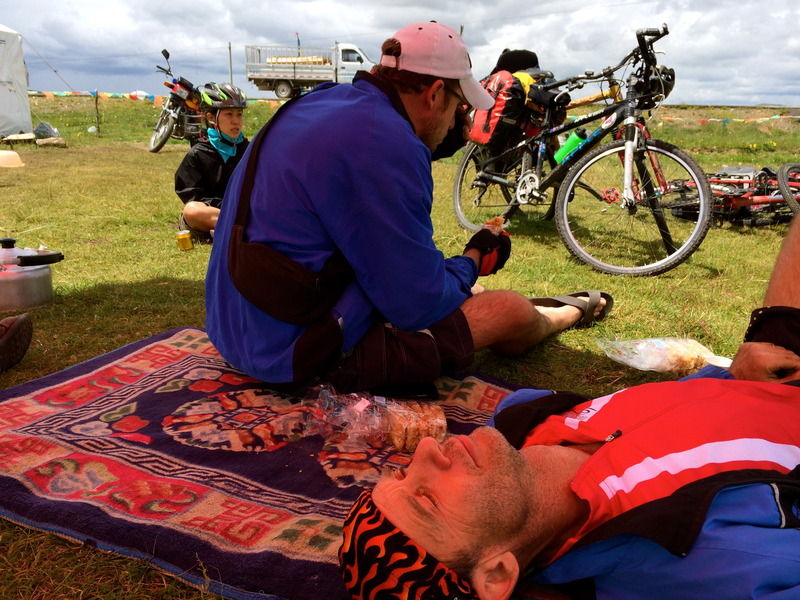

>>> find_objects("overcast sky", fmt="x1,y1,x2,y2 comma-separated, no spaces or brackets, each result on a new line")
4,0,799,106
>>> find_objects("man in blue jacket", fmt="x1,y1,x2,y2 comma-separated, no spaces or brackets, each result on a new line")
205,22,611,394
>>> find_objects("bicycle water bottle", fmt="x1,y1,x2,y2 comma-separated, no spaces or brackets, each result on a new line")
554,128,588,163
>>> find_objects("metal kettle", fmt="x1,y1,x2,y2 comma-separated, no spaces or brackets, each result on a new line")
0,237,65,312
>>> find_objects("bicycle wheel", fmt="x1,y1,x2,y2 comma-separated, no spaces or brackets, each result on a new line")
555,138,712,276
777,162,800,214
453,142,522,231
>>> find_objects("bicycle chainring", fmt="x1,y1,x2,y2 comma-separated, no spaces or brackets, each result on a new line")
516,172,542,205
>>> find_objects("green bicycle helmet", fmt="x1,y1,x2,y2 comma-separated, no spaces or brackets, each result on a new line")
198,82,248,113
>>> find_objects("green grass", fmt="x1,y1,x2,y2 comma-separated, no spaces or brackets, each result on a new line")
0,97,796,598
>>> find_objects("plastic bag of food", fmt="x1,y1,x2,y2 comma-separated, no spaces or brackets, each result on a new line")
310,385,447,452
596,337,718,376
385,400,447,452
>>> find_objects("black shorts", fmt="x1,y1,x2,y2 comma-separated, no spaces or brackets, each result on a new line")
323,309,474,394
744,306,800,355
178,211,213,243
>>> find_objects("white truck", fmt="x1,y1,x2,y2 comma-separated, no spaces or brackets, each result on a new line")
245,42,374,99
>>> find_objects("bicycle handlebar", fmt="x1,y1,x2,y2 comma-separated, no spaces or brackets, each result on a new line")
636,24,668,66
542,23,669,94
636,24,668,38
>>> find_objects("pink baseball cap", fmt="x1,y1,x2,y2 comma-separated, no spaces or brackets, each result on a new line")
379,22,494,110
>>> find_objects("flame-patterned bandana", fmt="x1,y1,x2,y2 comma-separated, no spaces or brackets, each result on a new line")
339,489,478,600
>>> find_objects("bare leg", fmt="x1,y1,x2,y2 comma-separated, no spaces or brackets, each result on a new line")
461,290,605,355
764,215,800,306
730,215,800,381
182,201,220,233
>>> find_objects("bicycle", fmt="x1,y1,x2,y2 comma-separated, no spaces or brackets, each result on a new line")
686,165,800,228
453,25,713,276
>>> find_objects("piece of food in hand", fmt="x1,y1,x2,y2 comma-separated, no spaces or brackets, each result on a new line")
484,216,505,234
385,401,447,452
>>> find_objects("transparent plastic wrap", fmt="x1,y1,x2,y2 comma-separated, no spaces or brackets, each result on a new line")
310,385,447,452
596,337,722,377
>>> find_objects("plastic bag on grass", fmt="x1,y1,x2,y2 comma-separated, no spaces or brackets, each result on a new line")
596,337,717,377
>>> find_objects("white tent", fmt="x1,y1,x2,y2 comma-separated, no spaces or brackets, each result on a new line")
0,24,33,136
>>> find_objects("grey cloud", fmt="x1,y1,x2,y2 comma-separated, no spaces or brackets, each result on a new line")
4,0,799,105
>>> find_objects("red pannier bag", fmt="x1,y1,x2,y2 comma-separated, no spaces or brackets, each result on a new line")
469,71,528,153
469,69,569,156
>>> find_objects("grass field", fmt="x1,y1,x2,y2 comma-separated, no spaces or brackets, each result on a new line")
0,96,797,598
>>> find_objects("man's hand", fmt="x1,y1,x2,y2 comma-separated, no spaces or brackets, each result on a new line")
729,342,800,383
464,229,511,276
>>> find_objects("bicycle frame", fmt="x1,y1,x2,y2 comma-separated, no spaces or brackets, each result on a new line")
710,175,787,210
478,89,644,206
566,83,622,109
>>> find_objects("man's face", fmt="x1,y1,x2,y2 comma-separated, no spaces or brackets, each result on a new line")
416,82,465,152
372,426,533,570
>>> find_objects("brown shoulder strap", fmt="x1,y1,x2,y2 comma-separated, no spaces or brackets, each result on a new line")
226,85,353,326
232,93,300,229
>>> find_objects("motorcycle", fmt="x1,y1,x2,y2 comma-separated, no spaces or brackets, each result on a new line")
148,49,204,153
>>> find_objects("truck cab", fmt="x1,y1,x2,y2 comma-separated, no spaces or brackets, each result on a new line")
245,41,374,99
336,43,372,83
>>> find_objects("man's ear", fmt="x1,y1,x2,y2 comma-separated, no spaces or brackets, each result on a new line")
470,550,520,600
423,79,446,109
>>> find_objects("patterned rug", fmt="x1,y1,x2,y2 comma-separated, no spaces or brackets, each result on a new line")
0,328,520,600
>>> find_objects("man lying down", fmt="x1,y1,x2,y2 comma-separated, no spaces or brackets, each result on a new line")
337,215,800,600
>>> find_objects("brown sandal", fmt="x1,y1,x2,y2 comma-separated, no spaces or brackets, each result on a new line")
529,290,614,329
